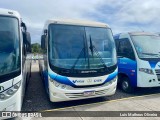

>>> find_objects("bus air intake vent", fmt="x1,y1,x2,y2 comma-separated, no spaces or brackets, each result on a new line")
65,89,109,98
155,69,160,80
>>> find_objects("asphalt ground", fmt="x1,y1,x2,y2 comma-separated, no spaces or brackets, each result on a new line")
22,61,160,111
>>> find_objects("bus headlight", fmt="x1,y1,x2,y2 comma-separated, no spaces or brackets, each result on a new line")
54,81,60,87
0,81,21,101
7,89,14,95
49,78,67,89
0,94,5,100
105,76,117,86
139,68,154,74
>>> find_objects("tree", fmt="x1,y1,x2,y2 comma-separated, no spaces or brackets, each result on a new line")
31,43,41,54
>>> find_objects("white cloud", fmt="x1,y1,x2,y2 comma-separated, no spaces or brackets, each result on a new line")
0,0,106,43
0,0,160,43
106,0,160,33
83,0,160,33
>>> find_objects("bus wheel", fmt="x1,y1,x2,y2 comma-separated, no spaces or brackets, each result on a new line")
120,77,134,93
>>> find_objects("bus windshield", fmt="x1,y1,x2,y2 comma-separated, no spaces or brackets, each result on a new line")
0,16,20,77
49,24,117,70
131,35,160,59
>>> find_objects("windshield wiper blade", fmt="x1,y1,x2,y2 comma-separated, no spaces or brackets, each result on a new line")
71,47,85,70
89,35,94,57
141,52,160,58
89,36,109,70
141,52,159,56
141,53,160,57
0,51,7,54
71,36,87,70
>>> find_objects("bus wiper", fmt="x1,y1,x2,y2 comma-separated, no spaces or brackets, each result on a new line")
71,47,85,70
89,35,109,70
141,52,159,56
89,35,94,57
0,51,7,54
71,36,87,70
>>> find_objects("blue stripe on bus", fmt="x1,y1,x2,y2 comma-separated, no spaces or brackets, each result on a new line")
43,70,49,93
48,70,118,87
49,72,75,86
104,70,118,82
118,58,137,87
149,61,159,69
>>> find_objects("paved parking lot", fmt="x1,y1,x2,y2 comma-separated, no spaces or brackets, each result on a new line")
22,61,160,111
30,93,160,120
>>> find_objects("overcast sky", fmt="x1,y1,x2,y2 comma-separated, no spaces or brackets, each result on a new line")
0,0,160,43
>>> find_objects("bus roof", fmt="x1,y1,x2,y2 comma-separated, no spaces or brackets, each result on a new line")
0,8,21,19
129,32,158,36
114,32,158,39
43,19,110,29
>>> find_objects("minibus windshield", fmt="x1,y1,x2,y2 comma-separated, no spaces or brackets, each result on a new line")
131,35,160,59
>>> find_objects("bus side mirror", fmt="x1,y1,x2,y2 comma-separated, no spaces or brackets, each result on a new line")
26,32,31,52
41,35,46,49
22,32,28,55
23,32,27,44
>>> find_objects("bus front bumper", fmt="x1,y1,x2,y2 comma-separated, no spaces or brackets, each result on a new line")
137,73,160,87
49,79,117,102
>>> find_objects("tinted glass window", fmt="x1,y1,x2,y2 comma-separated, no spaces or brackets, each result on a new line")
131,35,160,59
0,16,20,76
49,24,117,70
118,38,135,58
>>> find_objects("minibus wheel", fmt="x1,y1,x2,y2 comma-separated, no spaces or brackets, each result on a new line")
120,77,134,93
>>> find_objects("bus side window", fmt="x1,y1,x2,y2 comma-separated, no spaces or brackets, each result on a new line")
118,38,135,60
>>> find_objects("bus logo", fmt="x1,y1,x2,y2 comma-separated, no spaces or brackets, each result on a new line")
0,86,4,92
87,79,92,83
72,80,84,84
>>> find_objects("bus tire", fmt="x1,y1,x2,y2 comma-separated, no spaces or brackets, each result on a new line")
120,77,134,93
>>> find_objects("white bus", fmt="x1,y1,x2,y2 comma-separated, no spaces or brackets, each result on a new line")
39,19,118,102
114,32,160,93
0,8,31,111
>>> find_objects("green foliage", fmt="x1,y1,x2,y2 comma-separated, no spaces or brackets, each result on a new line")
31,43,42,54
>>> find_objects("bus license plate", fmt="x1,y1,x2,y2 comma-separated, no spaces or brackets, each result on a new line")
83,91,95,96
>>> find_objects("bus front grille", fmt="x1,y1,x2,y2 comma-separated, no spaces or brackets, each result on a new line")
155,69,160,81
155,69,160,74
65,89,109,98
